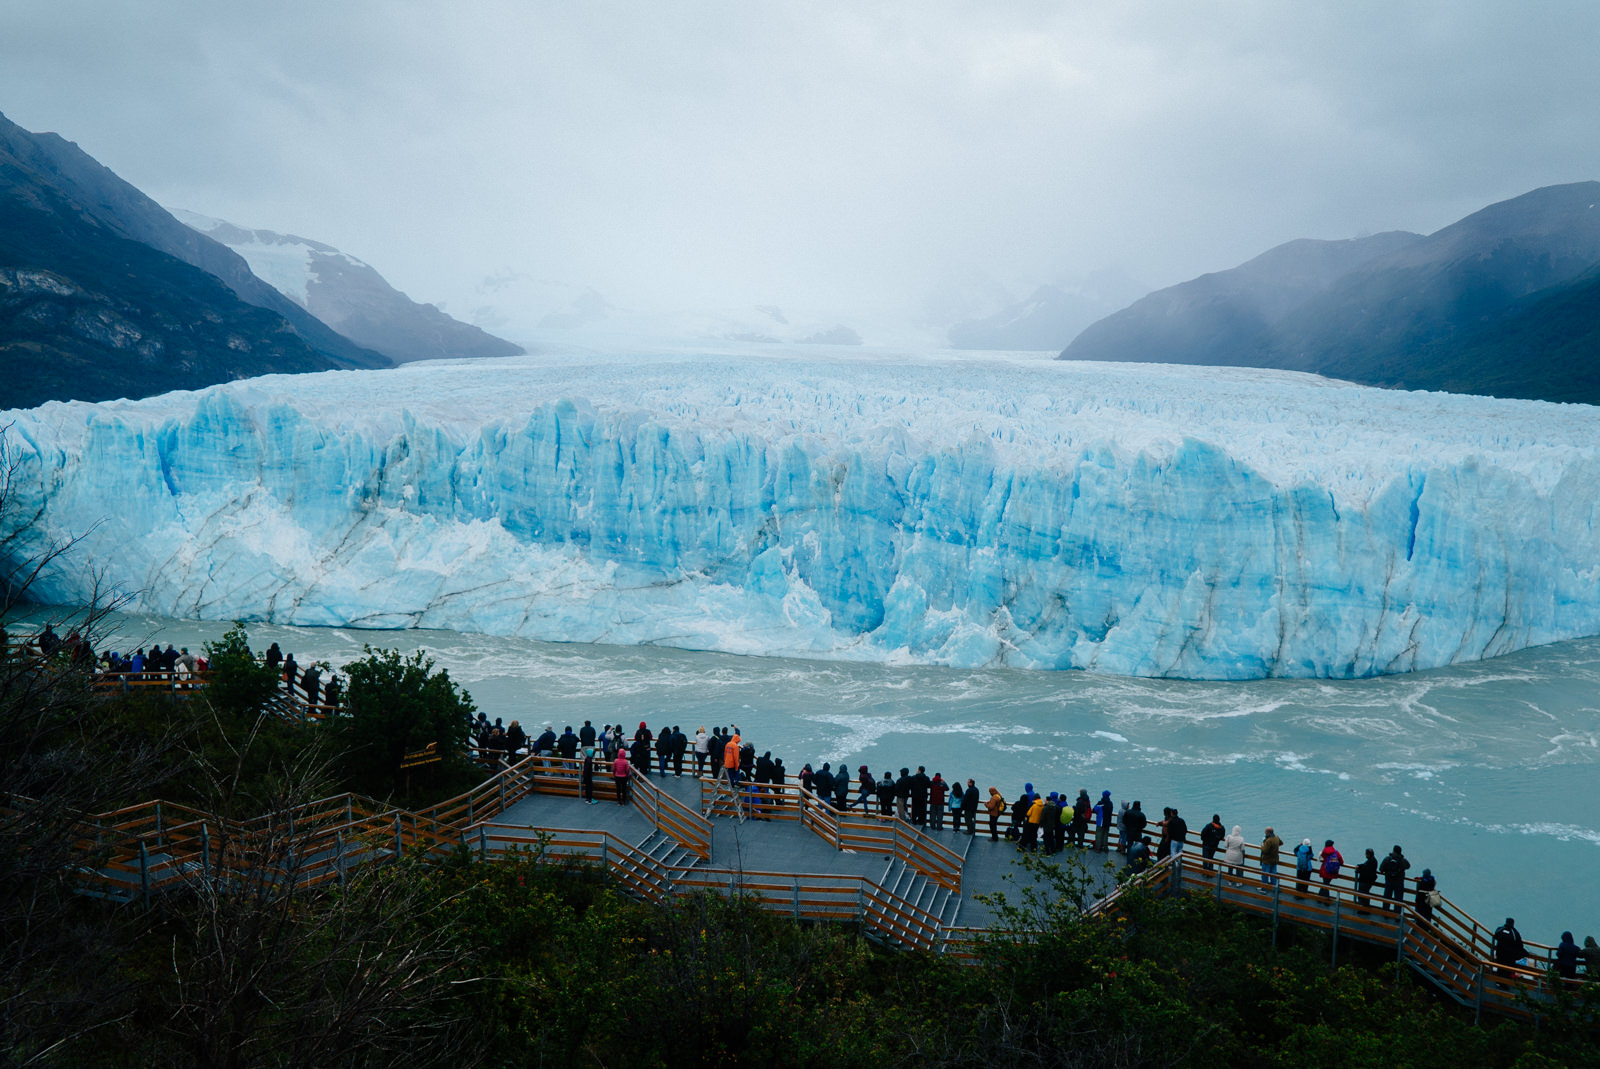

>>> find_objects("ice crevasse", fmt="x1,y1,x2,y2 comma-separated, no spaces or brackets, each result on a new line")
5,350,1600,681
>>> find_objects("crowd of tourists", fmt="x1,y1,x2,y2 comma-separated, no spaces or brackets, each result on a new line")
17,620,1600,982
493,715,1600,982
15,624,339,710
260,642,339,708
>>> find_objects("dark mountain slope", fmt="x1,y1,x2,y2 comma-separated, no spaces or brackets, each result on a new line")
1274,183,1600,382
1389,266,1600,403
1061,182,1600,404
0,110,387,371
1,158,344,410
1061,231,1422,367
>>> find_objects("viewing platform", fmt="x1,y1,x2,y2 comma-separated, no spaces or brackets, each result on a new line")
66,745,1591,1027
12,637,1588,1024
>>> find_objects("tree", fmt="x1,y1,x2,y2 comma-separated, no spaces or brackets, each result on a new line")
201,624,282,723
333,647,474,790
146,731,484,1069
0,425,185,1062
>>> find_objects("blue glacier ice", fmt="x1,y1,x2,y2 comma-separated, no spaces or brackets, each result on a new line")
5,349,1600,680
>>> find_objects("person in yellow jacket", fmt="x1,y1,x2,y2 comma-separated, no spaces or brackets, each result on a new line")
1021,795,1045,852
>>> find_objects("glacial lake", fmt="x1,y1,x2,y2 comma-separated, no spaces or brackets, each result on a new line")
21,604,1598,945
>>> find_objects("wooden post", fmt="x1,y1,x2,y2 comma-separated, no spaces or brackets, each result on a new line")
1396,908,1408,978
200,823,210,880
479,825,487,859
139,840,149,906
1331,894,1341,968
1473,965,1484,1025
792,878,801,920
393,813,403,862
1214,869,1223,903
499,774,506,814
155,800,163,840
336,831,345,887
1271,881,1281,948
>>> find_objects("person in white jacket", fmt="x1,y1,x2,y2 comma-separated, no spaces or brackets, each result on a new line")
693,726,710,776
1223,825,1246,877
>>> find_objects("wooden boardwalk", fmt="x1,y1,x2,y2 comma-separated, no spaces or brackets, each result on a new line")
14,651,1584,1022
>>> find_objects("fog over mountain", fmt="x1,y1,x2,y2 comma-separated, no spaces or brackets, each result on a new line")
5,5,1600,338
173,211,522,364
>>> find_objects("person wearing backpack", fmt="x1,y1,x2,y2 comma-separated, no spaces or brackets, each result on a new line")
1092,791,1114,853
1379,845,1410,911
1294,839,1315,893
1353,848,1378,910
856,767,875,812
1199,815,1225,872
1318,839,1344,898
1415,868,1438,924
984,787,1005,840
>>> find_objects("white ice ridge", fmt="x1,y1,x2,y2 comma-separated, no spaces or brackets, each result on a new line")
6,349,1600,680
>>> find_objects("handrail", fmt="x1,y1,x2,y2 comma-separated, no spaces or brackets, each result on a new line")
464,821,949,951
1151,857,1586,1021
24,727,1588,1008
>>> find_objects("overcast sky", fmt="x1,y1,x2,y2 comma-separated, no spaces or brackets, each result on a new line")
4,1,1600,332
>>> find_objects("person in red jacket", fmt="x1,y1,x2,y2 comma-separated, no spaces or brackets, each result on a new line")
1319,839,1344,898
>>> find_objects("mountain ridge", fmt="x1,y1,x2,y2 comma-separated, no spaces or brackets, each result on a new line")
0,111,388,372
174,210,523,365
1061,182,1600,404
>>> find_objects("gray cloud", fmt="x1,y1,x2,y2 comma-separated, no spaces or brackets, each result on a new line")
4,1,1599,333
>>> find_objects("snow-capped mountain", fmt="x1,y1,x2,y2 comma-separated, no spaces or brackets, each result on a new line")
172,210,521,364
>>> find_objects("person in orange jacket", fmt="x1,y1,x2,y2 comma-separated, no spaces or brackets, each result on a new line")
723,733,742,790
984,788,1006,841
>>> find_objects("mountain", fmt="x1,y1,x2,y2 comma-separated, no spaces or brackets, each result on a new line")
173,211,522,364
948,271,1150,351
1395,265,1600,403
1060,231,1424,366
0,111,386,374
1061,182,1600,404
1,121,375,410
1272,183,1600,387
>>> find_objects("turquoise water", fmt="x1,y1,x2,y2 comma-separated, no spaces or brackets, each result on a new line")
19,604,1598,944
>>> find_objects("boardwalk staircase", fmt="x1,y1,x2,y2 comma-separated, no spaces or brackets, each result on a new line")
877,857,961,945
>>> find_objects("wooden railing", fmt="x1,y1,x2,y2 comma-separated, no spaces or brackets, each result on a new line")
26,712,1591,1011
1110,855,1585,1023
503,756,713,861
700,779,964,892
66,747,546,903
462,821,949,951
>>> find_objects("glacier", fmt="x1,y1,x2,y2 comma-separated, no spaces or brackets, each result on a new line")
4,348,1600,680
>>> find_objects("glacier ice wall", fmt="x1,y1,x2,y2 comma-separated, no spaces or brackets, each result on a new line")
5,351,1600,680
